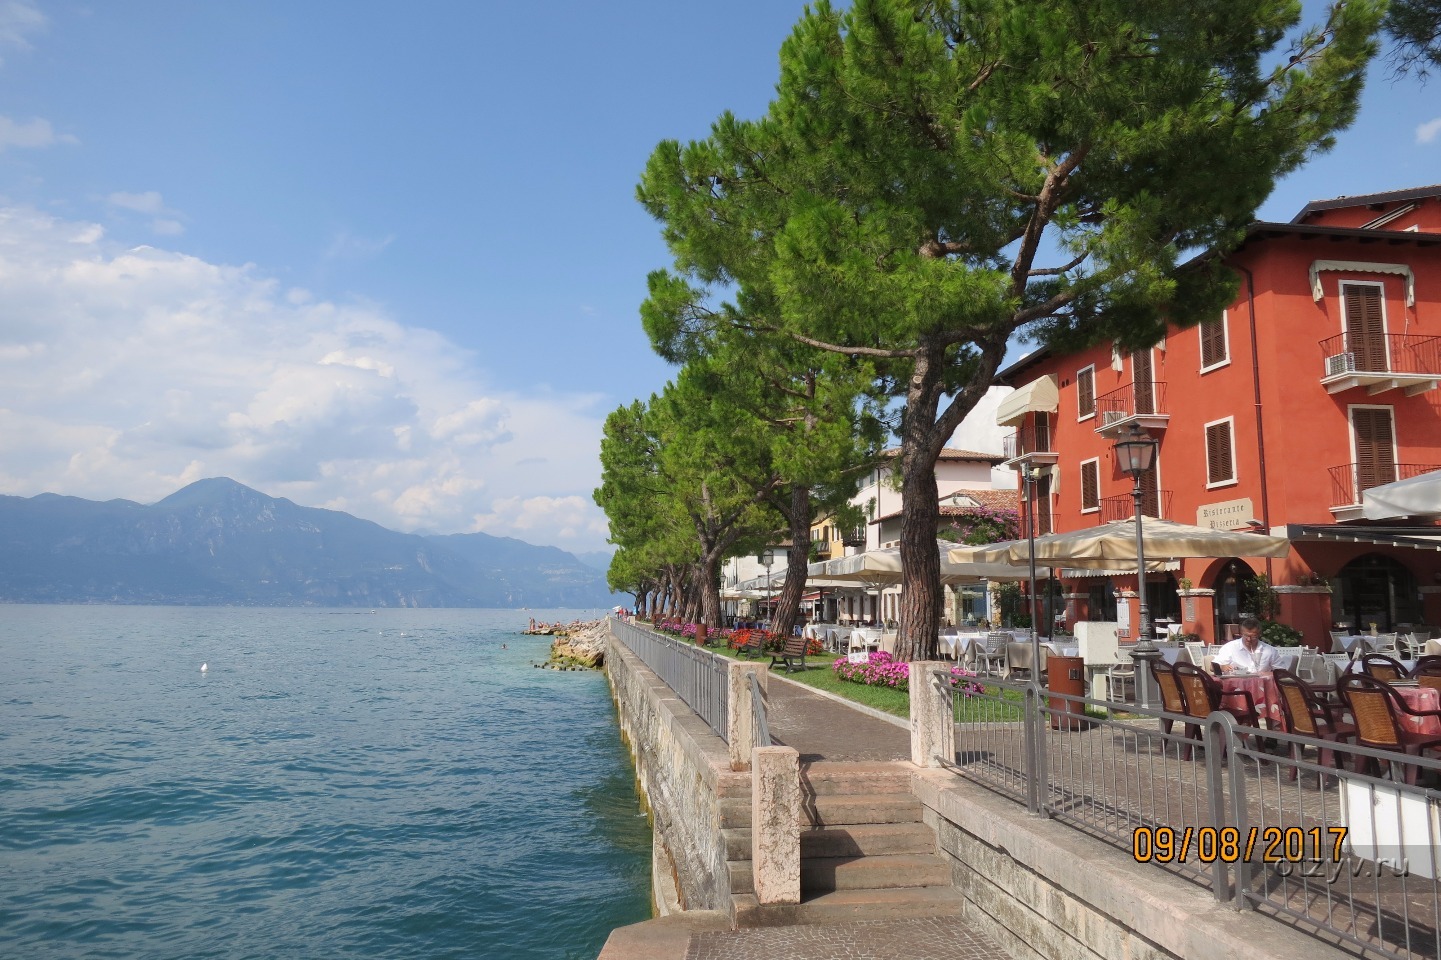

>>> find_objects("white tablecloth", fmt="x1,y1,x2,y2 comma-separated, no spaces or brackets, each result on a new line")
939,633,986,659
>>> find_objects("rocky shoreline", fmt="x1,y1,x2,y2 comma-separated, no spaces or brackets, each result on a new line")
537,618,607,669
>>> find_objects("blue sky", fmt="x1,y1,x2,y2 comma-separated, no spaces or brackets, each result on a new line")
0,1,1436,555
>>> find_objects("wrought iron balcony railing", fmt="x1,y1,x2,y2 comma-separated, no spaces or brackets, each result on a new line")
1100,490,1173,523
1328,462,1440,508
1002,424,1056,460
1318,332,1441,379
1093,382,1169,432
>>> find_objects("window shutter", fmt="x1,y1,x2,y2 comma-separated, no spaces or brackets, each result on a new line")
1344,286,1386,372
1077,368,1095,418
1132,349,1154,414
1205,422,1234,485
1081,461,1099,510
1201,316,1227,368
1353,408,1397,491
1035,473,1053,535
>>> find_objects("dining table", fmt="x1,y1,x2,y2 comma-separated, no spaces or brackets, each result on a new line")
1220,673,1286,732
939,632,986,661
1391,683,1441,736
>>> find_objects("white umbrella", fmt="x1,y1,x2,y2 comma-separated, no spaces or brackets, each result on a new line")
954,516,1289,565
1362,469,1441,520
812,541,1050,584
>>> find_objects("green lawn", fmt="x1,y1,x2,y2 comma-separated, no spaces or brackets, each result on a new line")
675,631,1023,722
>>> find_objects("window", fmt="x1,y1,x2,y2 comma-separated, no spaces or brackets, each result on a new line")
1080,458,1100,513
1199,312,1229,371
1341,283,1387,373
1351,406,1397,493
1076,365,1095,420
1204,418,1236,487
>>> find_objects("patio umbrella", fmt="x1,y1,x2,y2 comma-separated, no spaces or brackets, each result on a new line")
810,541,1050,584
1362,469,1441,520
952,517,1290,565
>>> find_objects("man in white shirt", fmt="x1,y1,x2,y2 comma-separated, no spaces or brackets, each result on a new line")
1214,618,1280,674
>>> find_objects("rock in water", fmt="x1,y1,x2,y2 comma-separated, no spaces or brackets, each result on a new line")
547,619,606,669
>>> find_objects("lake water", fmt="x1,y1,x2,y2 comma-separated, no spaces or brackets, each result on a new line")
0,605,652,959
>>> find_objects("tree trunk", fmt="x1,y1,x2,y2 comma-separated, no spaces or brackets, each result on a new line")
897,460,942,660
771,484,812,638
698,549,723,628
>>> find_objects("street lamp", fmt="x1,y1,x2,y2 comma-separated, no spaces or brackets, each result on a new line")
1023,465,1043,689
1114,423,1160,705
757,549,775,629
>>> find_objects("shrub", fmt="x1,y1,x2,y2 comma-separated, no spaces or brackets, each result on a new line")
833,651,911,688
1259,619,1304,647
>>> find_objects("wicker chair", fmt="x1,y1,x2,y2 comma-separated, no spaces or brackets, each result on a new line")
1336,674,1441,785
1173,662,1260,759
1272,668,1355,780
1414,658,1441,695
1150,660,1186,737
1360,653,1411,682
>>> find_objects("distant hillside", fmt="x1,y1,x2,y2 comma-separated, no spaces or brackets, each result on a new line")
0,478,614,607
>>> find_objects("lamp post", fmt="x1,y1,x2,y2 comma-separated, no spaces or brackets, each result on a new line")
1114,423,1160,706
1024,465,1043,689
758,549,775,630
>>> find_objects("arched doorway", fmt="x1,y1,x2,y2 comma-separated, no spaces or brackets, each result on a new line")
1211,559,1254,638
1333,554,1421,633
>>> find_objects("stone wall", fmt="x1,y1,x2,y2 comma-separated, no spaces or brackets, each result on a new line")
604,626,750,914
911,769,1352,960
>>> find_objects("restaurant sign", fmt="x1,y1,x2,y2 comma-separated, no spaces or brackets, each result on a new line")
1196,498,1254,531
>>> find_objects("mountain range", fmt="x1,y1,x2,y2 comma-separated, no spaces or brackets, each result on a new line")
0,478,615,608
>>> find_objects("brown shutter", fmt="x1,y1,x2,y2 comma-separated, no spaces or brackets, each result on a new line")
1077,368,1095,418
1081,461,1099,510
1132,349,1154,414
1353,408,1397,491
1201,316,1227,368
1140,465,1160,518
1344,286,1387,373
1205,422,1234,485
1032,413,1050,453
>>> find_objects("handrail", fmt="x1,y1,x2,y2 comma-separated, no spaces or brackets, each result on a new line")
1319,331,1441,377
610,617,729,742
1327,461,1441,507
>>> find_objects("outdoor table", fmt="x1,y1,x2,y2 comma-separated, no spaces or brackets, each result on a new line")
1005,641,1046,678
1158,646,1184,665
1392,684,1441,736
1220,674,1286,731
851,627,882,653
939,633,986,663
1045,643,1079,657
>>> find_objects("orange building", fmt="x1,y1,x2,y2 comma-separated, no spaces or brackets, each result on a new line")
995,185,1441,649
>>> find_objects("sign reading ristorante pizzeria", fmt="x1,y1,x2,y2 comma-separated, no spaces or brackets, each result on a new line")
1196,498,1254,530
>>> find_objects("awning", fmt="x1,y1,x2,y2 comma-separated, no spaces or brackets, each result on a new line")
1362,470,1441,520
995,374,1060,426
1061,561,1180,578
1285,524,1441,552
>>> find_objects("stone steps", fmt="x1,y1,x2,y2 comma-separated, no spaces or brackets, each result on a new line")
728,852,952,894
803,792,924,827
798,761,913,796
724,821,938,861
731,885,966,928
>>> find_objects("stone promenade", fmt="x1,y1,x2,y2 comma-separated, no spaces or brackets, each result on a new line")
599,674,1006,960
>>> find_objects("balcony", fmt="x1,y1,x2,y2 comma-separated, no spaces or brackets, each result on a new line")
1092,382,1170,436
812,541,833,561
1328,462,1441,519
1100,490,1173,523
1001,424,1059,469
1318,333,1441,397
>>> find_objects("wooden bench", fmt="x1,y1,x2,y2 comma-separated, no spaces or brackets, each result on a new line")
771,634,810,673
736,631,767,659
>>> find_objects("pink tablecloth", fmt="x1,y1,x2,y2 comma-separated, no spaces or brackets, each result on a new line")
1220,675,1285,731
1393,685,1441,735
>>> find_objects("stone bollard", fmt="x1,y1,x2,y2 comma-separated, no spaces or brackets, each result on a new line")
728,661,769,771
751,745,800,905
909,660,956,768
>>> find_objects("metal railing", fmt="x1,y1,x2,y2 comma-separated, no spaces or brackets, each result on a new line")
1329,462,1441,508
1319,332,1441,378
1003,424,1055,460
936,669,1441,959
611,617,730,742
1100,490,1173,522
1094,381,1169,427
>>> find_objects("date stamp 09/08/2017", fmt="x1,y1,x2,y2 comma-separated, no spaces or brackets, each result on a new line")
1132,826,1412,880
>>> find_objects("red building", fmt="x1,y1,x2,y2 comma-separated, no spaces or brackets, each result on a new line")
996,185,1441,648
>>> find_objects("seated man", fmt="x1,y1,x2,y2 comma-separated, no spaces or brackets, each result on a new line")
1213,617,1280,675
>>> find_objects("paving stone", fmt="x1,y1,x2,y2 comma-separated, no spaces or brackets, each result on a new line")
685,915,1002,960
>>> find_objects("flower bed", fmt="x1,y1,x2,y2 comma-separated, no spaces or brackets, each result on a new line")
832,652,986,696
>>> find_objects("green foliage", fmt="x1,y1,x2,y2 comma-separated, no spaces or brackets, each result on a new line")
1260,620,1304,647
637,0,1382,649
1384,0,1441,76
1243,575,1282,621
939,506,1021,546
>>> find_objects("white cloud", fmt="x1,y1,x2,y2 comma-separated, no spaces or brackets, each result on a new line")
0,0,44,61
322,229,394,263
0,115,75,150
0,206,613,552
1417,117,1441,146
106,190,186,236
